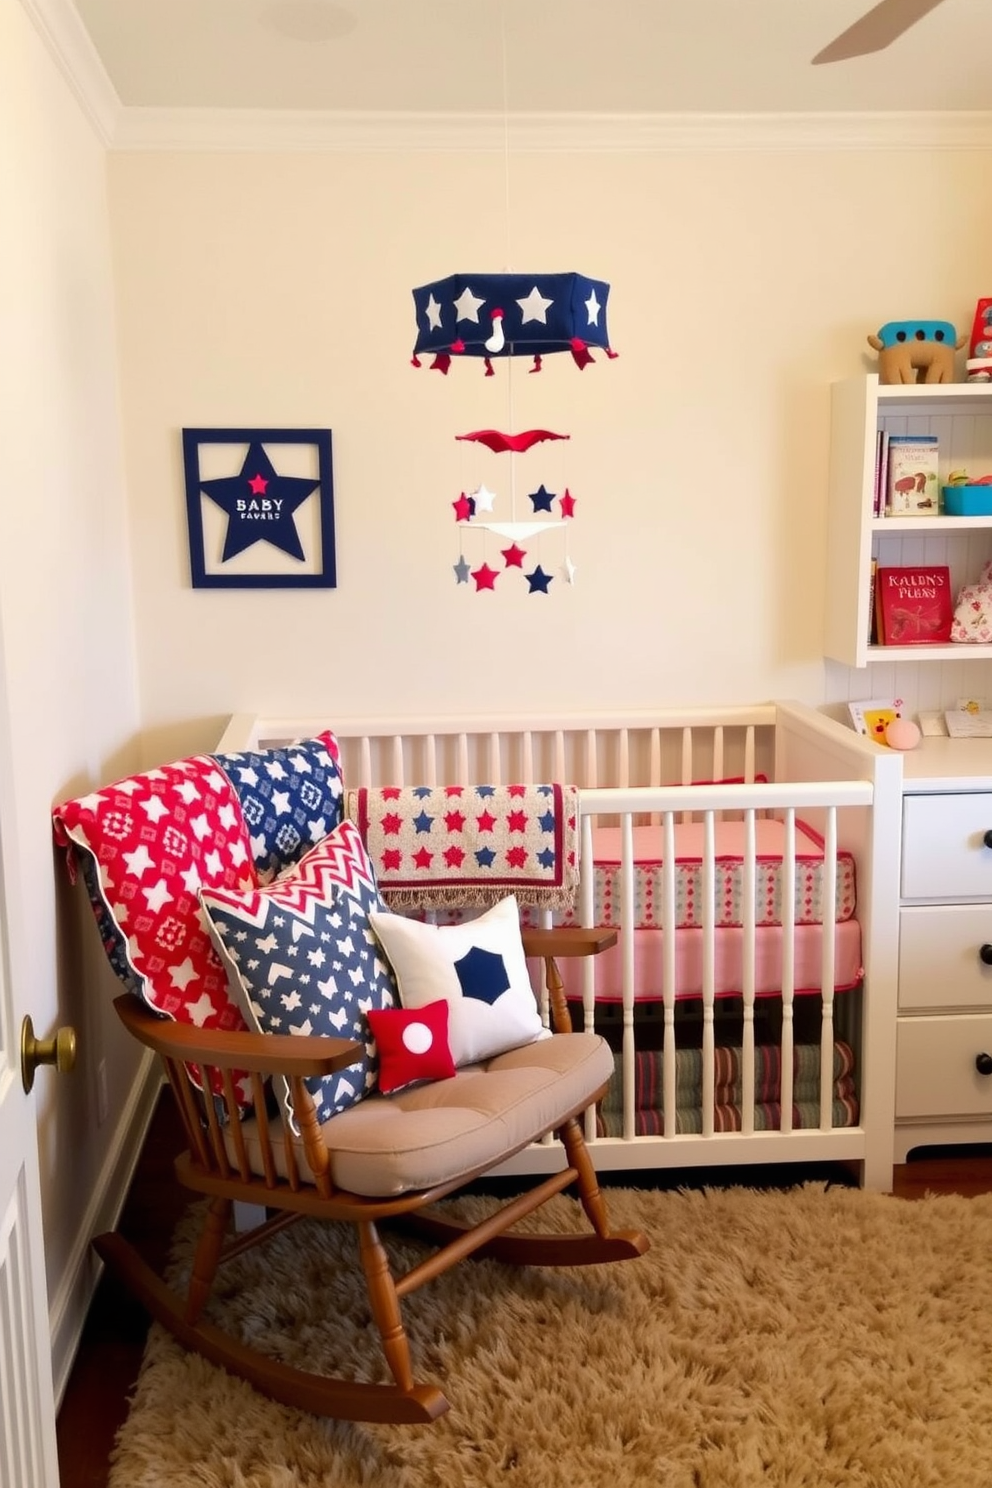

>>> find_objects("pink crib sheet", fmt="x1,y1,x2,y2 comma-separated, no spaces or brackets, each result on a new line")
545,919,863,1002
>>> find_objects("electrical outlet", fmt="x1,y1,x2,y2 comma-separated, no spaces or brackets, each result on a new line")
96,1058,108,1126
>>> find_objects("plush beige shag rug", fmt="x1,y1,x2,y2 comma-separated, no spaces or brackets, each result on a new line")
108,1184,992,1488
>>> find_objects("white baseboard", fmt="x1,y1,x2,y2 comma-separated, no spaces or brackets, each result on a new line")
48,1050,162,1408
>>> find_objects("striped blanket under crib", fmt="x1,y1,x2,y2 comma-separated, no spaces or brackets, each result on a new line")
599,1041,859,1136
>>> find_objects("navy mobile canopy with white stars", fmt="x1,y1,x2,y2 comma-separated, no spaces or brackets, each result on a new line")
411,272,613,374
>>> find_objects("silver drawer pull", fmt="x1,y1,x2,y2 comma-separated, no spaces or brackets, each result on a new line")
976,1053,992,1076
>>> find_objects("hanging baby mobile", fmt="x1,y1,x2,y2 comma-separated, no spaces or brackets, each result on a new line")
410,271,615,594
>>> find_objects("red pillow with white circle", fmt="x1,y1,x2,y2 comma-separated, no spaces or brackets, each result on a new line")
366,997,456,1095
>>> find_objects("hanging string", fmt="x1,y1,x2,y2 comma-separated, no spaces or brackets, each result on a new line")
498,0,518,521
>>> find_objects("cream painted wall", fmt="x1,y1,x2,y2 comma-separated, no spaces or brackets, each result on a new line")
1,0,143,1392
107,143,992,763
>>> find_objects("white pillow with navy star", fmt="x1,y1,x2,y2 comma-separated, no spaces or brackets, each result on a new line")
368,895,547,1067
200,820,398,1129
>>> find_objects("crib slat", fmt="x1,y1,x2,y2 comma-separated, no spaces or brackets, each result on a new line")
741,808,756,1137
522,730,534,783
584,729,598,788
712,726,725,790
579,811,598,1144
780,810,797,1133
391,734,405,786
820,807,838,1130
701,809,716,1130
662,810,677,1141
488,731,502,785
620,810,636,1143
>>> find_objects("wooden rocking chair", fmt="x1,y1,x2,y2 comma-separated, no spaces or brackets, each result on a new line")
95,928,649,1424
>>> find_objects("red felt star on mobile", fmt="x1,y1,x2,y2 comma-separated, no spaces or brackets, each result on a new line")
471,563,499,591
453,492,475,522
559,489,576,517
502,543,526,568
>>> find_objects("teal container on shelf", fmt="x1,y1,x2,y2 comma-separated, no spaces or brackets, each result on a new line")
943,484,992,516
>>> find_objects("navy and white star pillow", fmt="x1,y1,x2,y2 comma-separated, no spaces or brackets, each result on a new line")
368,895,548,1066
213,730,343,883
200,822,398,1129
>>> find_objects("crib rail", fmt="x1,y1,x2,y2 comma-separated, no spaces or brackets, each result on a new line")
220,706,780,804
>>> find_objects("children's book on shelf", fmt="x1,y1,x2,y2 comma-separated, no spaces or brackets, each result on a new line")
874,564,953,645
885,434,939,516
848,697,905,746
873,430,890,517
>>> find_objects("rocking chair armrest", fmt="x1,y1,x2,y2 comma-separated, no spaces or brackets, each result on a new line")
520,926,618,960
521,927,618,1035
112,993,361,1076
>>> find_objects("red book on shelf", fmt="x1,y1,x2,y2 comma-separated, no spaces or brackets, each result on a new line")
874,565,953,646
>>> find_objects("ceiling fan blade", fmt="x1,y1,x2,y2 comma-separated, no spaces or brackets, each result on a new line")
812,0,947,64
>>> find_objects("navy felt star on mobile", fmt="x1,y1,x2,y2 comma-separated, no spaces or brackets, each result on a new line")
529,485,556,513
526,565,554,593
199,441,320,562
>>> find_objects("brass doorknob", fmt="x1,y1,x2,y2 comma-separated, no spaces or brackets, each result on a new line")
20,1016,76,1093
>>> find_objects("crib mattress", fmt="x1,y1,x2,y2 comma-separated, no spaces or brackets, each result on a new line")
546,918,863,1002
547,818,857,931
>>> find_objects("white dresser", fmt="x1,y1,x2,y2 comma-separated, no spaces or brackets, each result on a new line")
895,736,992,1161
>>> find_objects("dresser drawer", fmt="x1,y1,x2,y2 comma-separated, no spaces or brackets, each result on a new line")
901,792,992,899
899,905,992,1011
896,1014,992,1118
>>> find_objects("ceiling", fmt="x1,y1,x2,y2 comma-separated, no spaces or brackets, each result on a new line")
66,0,992,116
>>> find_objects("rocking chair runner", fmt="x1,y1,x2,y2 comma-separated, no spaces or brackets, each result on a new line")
96,927,649,1424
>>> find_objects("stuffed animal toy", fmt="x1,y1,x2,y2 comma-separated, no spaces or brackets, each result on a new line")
867,319,965,384
966,298,992,381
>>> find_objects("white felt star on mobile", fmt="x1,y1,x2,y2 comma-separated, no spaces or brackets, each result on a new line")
470,484,496,512
516,285,554,324
454,286,485,322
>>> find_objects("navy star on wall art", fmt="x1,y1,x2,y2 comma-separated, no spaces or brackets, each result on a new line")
182,428,336,588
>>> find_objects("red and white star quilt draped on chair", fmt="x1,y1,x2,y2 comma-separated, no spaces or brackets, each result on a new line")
51,732,647,1423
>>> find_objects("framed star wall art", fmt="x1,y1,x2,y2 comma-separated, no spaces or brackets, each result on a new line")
182,428,336,589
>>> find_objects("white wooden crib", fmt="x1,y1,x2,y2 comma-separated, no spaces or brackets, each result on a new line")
217,702,903,1190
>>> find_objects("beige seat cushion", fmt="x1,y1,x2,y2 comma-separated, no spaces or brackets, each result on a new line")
230,1032,613,1198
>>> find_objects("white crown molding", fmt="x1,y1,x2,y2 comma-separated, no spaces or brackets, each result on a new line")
19,0,121,146
110,108,992,154
17,7,992,159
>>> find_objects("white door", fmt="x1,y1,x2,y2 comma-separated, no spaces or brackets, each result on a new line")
0,711,60,1483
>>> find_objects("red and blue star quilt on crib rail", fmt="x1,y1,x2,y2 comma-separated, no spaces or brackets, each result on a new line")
346,783,579,911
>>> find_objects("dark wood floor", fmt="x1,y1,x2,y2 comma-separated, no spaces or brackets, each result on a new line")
55,1090,992,1488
